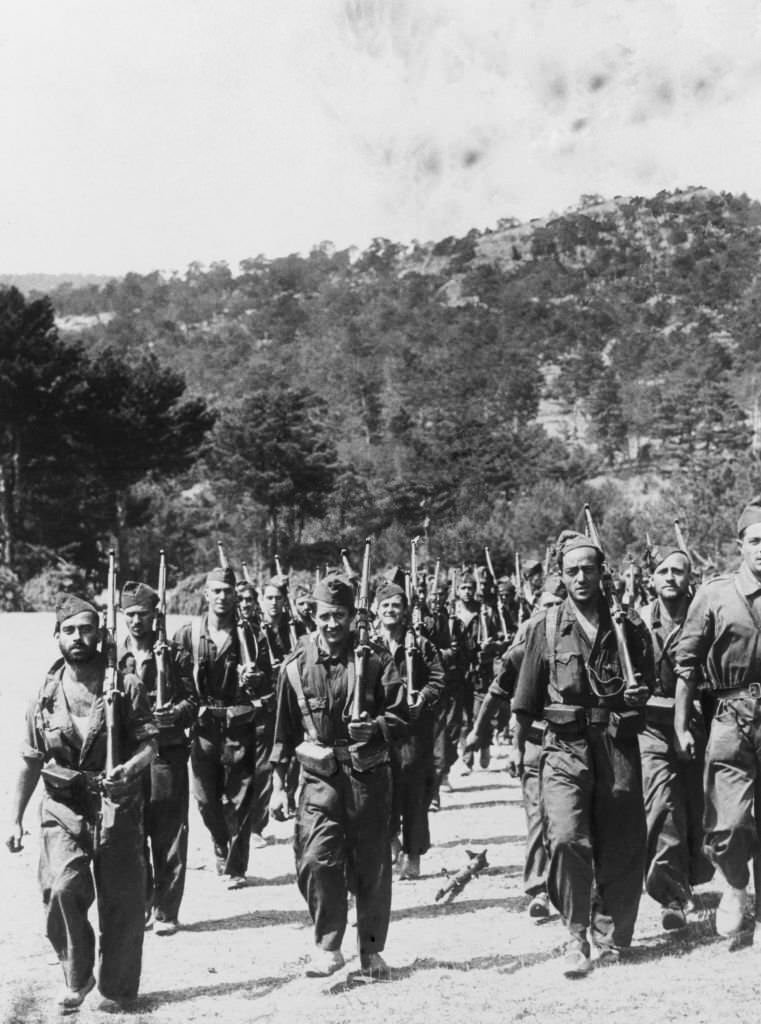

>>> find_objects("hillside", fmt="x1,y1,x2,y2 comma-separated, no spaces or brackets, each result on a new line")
7,187,761,579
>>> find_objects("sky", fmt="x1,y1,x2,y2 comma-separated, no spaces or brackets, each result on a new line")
2,0,761,275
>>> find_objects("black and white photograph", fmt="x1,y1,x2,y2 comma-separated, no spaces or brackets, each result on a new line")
3,2,761,1021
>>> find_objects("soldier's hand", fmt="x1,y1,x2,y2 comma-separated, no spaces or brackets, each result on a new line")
154,704,180,726
348,712,377,743
6,822,24,853
269,790,290,822
462,729,480,753
152,639,170,658
507,745,524,779
102,764,134,801
623,674,649,707
239,666,262,688
674,728,696,762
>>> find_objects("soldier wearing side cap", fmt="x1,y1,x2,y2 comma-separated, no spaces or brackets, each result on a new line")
6,594,158,1013
511,531,653,978
269,574,408,979
675,496,761,944
118,580,198,936
637,550,713,933
173,566,273,888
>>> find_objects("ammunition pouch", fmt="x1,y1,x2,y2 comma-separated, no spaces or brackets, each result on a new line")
41,763,86,800
607,709,645,738
226,705,256,727
294,740,338,778
544,704,644,739
526,720,547,747
645,696,675,727
347,740,390,773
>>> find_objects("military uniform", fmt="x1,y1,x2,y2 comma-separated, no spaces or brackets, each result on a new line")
173,614,272,879
513,596,653,954
675,562,761,894
458,600,499,768
118,631,198,926
271,630,407,958
22,661,157,1002
638,599,713,914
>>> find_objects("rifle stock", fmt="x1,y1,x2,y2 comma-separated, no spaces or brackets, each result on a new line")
352,539,372,720
582,504,638,693
103,550,119,774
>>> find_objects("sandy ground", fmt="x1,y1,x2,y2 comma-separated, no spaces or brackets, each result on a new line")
2,613,760,1024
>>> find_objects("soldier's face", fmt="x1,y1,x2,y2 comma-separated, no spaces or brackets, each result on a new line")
57,612,100,662
458,582,475,602
740,523,761,577
124,606,153,639
238,590,257,619
296,596,313,617
262,587,284,617
561,548,602,605
378,595,405,627
205,582,235,616
652,554,690,600
315,602,351,647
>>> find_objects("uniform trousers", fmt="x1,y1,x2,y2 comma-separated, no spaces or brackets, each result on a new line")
144,745,190,922
390,711,436,856
540,725,646,949
39,793,146,1000
521,737,548,897
190,717,256,877
294,761,392,954
639,716,713,907
703,695,761,891
250,713,275,836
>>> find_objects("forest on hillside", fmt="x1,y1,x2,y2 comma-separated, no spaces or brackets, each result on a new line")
3,187,761,602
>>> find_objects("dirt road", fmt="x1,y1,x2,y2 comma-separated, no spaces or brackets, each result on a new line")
1,614,759,1024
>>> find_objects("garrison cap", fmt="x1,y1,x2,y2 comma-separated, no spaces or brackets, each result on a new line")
556,530,603,566
236,580,257,597
206,566,236,586
267,574,288,592
54,593,99,631
375,581,406,605
523,559,543,576
653,547,691,570
459,572,476,586
314,573,355,610
294,585,312,598
737,495,761,536
120,580,159,612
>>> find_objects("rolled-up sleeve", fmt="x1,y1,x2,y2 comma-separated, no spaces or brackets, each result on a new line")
20,697,45,761
675,585,715,686
511,617,549,719
270,659,304,765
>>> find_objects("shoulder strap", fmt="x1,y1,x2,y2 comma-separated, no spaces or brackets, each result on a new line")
733,578,761,685
544,605,560,689
285,659,320,742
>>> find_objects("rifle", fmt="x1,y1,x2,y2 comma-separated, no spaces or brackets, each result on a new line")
103,550,119,774
448,566,458,645
340,547,355,579
513,552,530,623
218,540,258,672
430,558,441,605
674,518,689,555
154,549,169,710
484,545,509,638
352,538,373,721
435,848,489,904
407,538,424,703
582,505,639,694
274,553,300,650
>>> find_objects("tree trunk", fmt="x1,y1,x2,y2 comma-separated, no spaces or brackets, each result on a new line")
0,461,15,568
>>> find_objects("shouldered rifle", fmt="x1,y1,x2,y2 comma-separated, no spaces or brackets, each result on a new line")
674,518,689,554
430,558,441,604
513,552,531,623
218,540,258,672
435,848,489,904
407,538,424,702
154,549,169,709
484,545,509,638
448,567,458,640
103,550,120,774
274,553,300,649
352,538,373,721
582,505,639,694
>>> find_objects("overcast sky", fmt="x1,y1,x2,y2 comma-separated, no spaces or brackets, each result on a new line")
3,0,761,275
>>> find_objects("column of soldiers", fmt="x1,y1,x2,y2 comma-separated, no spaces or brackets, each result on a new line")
9,495,761,1010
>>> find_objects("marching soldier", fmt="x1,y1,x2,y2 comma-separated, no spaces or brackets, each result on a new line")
675,497,761,942
173,566,272,888
456,573,498,771
7,595,158,1012
374,580,445,879
119,580,198,935
638,551,713,931
512,531,653,977
269,574,408,978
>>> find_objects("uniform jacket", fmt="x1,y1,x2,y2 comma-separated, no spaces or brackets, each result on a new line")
118,632,198,745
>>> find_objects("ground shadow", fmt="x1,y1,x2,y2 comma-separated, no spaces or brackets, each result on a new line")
391,894,530,921
435,833,526,849
182,908,310,933
137,970,298,1010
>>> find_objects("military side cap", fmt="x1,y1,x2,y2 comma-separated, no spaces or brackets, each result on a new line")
236,580,257,597
294,585,311,598
206,566,236,586
120,580,159,612
55,593,99,630
268,574,289,591
313,574,355,609
556,530,603,564
460,572,476,585
653,548,691,570
375,581,406,605
738,495,761,535
523,559,543,576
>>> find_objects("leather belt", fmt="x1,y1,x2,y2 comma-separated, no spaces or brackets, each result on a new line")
719,683,761,701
